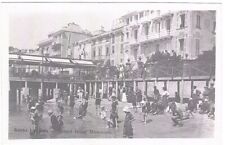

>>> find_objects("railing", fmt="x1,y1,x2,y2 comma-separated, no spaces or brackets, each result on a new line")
9,59,215,82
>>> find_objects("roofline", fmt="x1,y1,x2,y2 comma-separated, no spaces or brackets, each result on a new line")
9,52,94,62
48,29,92,37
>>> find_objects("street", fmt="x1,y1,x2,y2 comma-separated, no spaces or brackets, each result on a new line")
9,98,214,139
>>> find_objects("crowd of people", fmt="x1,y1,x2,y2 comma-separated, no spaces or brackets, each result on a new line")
21,80,215,138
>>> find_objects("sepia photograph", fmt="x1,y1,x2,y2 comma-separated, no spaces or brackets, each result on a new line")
1,2,222,142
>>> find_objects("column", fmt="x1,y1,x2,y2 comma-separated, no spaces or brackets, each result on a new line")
56,82,58,89
84,83,87,94
25,81,28,88
94,82,97,98
69,83,73,95
177,81,180,103
101,81,104,98
116,81,118,99
16,89,20,105
180,80,184,104
145,81,148,96
164,81,167,90
133,81,136,92
191,80,194,98
39,82,43,99
107,81,110,98
89,82,92,98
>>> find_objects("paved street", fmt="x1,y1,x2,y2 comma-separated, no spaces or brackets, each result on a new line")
9,98,214,139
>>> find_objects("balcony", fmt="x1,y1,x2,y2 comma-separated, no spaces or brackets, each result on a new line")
140,30,172,44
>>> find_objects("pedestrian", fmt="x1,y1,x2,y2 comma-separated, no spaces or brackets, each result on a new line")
57,100,64,115
95,91,101,115
121,87,127,102
187,98,195,117
171,106,189,127
131,91,137,113
123,106,134,138
77,87,84,100
77,98,89,119
110,96,119,128
30,106,40,136
100,106,107,120
192,86,201,111
161,87,169,109
48,110,59,131
141,98,148,124
136,89,142,107
168,99,177,116
153,86,160,101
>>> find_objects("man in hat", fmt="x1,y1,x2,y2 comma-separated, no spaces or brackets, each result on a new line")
110,95,119,128
48,110,59,131
123,106,134,138
30,106,40,136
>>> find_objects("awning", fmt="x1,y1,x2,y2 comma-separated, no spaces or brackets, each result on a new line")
21,55,44,62
48,57,71,63
71,59,94,65
9,54,19,60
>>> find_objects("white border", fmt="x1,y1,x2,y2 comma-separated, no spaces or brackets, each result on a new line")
0,2,224,145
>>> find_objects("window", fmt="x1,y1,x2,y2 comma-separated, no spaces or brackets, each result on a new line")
93,48,96,58
135,15,138,20
112,35,115,44
120,44,124,54
134,29,138,40
213,21,216,33
179,39,184,51
156,44,159,52
121,34,124,42
106,46,110,56
120,58,123,63
112,46,115,54
161,20,164,29
157,22,161,33
98,46,102,56
126,18,129,25
180,14,185,28
196,15,201,29
111,60,114,66
140,12,144,18
126,32,129,39
166,19,171,31
195,39,200,56
134,48,138,60
130,16,133,22
144,24,149,36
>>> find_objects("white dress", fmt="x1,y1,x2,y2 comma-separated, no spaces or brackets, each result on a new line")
122,92,127,102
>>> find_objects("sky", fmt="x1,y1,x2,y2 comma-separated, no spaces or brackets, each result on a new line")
8,3,152,50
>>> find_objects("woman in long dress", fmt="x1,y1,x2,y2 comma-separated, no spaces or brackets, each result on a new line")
122,87,127,102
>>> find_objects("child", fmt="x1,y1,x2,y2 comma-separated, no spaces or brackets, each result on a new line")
95,91,101,115
74,98,88,119
141,98,148,124
100,106,114,128
100,106,107,120
171,106,189,127
123,106,134,138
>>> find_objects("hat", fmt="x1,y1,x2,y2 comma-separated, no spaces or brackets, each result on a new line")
48,110,53,115
31,106,36,110
123,106,130,113
204,99,208,102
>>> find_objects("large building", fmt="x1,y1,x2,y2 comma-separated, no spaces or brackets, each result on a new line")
75,10,216,66
38,22,92,58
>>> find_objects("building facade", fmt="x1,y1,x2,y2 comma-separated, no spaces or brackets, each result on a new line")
75,10,216,66
38,22,92,58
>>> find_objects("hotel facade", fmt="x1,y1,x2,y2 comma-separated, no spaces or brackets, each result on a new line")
75,10,216,66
